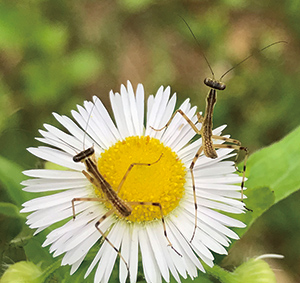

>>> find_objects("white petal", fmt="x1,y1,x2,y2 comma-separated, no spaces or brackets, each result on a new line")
41,123,82,151
139,227,161,283
61,223,100,257
102,224,124,283
194,175,243,184
72,105,105,150
129,224,139,283
23,169,83,179
21,188,87,211
146,95,154,123
43,208,100,247
154,222,181,282
119,222,130,283
79,102,112,149
22,178,87,193
135,83,145,135
169,108,198,153
145,86,166,137
93,95,121,142
147,86,172,139
193,161,236,177
27,146,82,171
126,81,143,136
160,99,192,146
83,98,118,148
63,230,99,266
167,219,204,276
84,243,104,278
146,223,169,282
110,90,128,139
27,201,93,228
94,233,118,283
53,113,95,150
200,207,246,228
120,83,135,136
70,253,87,275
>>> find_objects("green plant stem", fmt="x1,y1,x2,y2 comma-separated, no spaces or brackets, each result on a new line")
205,264,236,283
39,260,62,282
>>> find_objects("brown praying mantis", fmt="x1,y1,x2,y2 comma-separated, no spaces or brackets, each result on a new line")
152,18,286,242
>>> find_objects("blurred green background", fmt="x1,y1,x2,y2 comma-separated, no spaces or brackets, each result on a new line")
0,0,299,282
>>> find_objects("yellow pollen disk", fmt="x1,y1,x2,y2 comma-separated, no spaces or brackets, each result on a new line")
97,136,186,222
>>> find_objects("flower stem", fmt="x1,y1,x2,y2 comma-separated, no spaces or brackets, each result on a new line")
38,260,62,282
205,264,237,283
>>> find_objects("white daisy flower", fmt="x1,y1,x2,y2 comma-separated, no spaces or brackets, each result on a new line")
21,81,246,283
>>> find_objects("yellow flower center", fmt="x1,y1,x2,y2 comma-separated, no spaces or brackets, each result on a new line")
96,136,186,222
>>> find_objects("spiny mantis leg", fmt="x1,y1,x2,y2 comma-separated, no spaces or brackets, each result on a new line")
150,109,201,134
151,110,249,243
189,138,249,243
71,154,165,272
72,198,129,272
116,154,163,194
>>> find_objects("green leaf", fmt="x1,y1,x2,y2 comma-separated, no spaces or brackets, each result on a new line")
0,202,23,218
247,125,300,202
0,203,24,272
0,155,27,205
23,230,56,266
0,203,23,242
238,126,300,228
